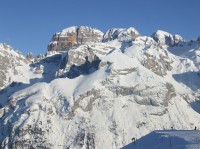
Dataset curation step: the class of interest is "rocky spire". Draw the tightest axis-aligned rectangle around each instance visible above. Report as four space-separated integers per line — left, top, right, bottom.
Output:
26 52 34 60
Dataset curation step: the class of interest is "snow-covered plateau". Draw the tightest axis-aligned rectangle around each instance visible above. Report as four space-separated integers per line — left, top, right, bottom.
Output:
0 26 200 149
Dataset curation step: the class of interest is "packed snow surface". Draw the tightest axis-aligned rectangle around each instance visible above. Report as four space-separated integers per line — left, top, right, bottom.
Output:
122 130 200 149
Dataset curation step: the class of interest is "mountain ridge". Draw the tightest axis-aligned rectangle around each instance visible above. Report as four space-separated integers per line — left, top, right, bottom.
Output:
0 26 200 149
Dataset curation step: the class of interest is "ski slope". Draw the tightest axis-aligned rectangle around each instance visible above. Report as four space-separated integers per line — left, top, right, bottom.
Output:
122 130 200 149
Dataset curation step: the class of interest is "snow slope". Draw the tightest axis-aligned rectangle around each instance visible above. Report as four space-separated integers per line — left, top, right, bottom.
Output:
122 130 200 149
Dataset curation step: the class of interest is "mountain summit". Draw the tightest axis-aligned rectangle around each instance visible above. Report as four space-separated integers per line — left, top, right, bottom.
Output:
48 26 103 51
0 26 200 149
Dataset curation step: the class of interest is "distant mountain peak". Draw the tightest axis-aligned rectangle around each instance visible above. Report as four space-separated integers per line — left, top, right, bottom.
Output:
151 30 185 46
48 26 141 52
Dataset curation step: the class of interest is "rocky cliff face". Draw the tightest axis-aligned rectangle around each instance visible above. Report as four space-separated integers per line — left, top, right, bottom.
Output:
1 26 200 149
0 44 28 90
103 27 140 42
48 26 140 52
48 26 103 52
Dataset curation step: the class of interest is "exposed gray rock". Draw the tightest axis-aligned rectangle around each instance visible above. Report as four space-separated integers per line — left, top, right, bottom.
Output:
143 52 173 76
68 89 101 118
34 54 45 63
26 52 34 61
103 27 140 42
0 43 28 89
124 36 174 77
48 26 103 52
164 83 176 106
111 68 138 76
57 45 101 78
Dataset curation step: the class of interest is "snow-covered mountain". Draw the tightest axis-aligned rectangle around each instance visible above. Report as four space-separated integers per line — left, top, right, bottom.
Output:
0 26 200 149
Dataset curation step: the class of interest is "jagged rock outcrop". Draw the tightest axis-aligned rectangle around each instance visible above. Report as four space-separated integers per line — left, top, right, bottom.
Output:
0 43 28 89
152 30 185 46
26 52 34 61
48 26 103 52
124 36 173 76
34 54 45 63
103 27 140 42
54 43 113 78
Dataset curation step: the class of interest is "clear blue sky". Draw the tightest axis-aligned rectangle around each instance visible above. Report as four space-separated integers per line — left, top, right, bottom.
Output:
0 0 200 56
